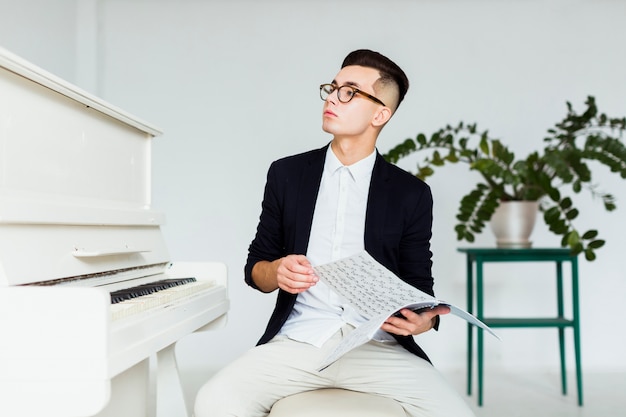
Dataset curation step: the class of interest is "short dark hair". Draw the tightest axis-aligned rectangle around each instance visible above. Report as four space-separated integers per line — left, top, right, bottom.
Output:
341 49 409 109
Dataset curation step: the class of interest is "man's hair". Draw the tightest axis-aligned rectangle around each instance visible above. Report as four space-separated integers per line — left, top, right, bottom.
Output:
341 49 409 109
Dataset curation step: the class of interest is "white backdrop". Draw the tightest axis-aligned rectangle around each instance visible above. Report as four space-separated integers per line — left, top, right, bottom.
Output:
2 0 625 399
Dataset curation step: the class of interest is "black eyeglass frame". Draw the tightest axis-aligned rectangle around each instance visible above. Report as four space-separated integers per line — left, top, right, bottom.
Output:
319 83 386 107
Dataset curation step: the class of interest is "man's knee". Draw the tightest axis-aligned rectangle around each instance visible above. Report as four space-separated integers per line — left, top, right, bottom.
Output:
194 377 240 417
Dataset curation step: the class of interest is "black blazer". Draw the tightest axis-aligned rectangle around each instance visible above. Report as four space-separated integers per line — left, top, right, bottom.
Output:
245 144 436 363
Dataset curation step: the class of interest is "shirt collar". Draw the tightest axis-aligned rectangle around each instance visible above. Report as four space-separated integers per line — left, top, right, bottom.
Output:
324 145 376 183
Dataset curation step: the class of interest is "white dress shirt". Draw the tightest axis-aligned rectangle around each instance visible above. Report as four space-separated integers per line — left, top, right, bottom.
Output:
278 146 394 346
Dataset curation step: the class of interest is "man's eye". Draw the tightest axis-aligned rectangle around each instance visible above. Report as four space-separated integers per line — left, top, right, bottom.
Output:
342 87 355 98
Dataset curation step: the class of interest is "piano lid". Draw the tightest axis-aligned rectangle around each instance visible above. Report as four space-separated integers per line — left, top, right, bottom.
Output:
0 46 164 226
0 47 170 286
0 46 162 136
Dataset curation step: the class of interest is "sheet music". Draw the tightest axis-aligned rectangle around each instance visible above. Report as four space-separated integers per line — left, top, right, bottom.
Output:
313 251 435 319
313 251 499 371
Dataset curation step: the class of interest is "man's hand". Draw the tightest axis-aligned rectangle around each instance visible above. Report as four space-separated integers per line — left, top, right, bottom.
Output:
251 254 318 293
381 305 451 336
276 255 319 294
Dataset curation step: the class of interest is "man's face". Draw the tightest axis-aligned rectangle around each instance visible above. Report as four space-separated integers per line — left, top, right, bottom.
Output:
321 65 383 138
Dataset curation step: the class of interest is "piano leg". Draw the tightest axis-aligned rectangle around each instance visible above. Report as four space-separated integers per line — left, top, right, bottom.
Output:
94 359 150 417
91 344 188 417
156 343 190 417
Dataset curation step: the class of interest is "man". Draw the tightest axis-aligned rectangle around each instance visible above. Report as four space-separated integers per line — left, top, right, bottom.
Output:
195 49 475 417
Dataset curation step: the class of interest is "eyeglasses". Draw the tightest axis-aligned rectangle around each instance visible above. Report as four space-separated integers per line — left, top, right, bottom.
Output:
319 83 386 107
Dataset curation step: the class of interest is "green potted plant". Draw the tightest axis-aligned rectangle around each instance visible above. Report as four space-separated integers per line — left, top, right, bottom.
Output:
383 96 626 260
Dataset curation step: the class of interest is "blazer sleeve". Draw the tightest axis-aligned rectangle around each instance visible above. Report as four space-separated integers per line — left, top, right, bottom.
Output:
244 160 286 291
397 178 434 296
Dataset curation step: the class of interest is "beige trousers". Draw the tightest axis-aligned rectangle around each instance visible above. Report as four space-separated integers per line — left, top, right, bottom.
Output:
194 326 475 417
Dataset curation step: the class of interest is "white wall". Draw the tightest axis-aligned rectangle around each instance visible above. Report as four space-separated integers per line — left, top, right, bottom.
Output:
2 0 625 398
0 0 77 80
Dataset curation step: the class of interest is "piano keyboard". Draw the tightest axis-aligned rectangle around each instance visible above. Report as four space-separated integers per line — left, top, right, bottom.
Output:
109 277 216 321
110 277 197 304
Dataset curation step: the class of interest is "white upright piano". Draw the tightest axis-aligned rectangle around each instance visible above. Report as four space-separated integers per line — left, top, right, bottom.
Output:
0 47 229 417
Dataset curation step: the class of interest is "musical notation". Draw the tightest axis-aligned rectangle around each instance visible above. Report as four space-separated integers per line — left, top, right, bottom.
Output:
313 251 499 371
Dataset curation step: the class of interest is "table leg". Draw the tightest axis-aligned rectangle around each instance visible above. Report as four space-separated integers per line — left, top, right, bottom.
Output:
466 255 474 396
477 259 484 407
556 261 567 395
571 257 584 406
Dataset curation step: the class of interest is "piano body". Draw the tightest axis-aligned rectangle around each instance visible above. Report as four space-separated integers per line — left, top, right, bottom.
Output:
0 47 229 417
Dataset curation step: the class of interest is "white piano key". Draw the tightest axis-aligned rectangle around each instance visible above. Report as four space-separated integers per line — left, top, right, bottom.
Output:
109 279 216 321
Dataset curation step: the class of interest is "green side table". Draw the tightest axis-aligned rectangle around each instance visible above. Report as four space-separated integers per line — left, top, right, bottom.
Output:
457 247 583 407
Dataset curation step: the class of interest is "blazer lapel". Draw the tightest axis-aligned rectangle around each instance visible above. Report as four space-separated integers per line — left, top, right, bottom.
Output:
292 146 327 254
364 153 390 255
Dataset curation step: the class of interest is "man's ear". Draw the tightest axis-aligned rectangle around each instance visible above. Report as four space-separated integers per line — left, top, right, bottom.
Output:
372 107 393 127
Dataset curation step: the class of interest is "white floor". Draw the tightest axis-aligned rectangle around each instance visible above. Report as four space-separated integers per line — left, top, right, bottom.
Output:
443 369 626 417
182 368 625 416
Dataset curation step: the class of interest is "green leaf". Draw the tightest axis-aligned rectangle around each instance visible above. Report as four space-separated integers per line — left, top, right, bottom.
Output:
581 230 598 240
565 208 579 220
431 151 444 166
567 230 580 246
605 202 617 211
559 197 572 210
548 187 561 202
551 219 568 234
584 248 596 261
561 232 571 247
544 207 560 222
479 136 489 155
588 239 605 249
572 241 584 254
446 149 459 163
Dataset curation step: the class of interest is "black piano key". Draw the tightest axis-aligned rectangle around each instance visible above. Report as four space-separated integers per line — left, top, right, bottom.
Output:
110 277 197 304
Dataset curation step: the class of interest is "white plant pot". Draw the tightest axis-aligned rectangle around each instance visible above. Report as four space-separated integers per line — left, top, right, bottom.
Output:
489 201 540 248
